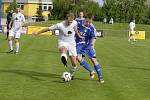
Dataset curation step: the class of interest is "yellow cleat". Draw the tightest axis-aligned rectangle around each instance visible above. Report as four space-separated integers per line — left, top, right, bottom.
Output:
90 71 95 79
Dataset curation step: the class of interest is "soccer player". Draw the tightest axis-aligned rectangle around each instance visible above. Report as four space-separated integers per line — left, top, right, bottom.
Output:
8 8 25 54
6 10 13 40
128 19 136 42
76 16 104 83
75 11 85 27
32 12 83 79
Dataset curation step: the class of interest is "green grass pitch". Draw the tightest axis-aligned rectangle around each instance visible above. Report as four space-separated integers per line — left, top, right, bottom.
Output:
0 22 150 100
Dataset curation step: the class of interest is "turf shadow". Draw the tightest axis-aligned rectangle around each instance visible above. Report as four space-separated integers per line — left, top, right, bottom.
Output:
0 69 60 81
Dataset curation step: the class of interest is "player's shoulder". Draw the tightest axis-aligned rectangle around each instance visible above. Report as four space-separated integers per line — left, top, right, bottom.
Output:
70 20 77 26
75 17 79 21
73 20 77 24
83 25 91 31
12 13 16 16
58 21 63 24
88 24 94 30
55 21 64 28
19 13 25 16
129 22 133 24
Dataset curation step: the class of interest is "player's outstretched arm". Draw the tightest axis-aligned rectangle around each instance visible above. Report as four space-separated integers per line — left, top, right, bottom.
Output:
32 28 49 35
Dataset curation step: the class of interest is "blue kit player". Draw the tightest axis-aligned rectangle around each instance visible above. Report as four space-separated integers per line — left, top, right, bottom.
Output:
76 16 104 83
75 11 85 28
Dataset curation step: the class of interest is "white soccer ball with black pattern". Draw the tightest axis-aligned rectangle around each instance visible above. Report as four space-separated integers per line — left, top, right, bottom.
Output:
62 72 71 81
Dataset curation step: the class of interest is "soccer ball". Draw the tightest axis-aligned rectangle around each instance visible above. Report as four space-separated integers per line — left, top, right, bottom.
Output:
61 72 71 81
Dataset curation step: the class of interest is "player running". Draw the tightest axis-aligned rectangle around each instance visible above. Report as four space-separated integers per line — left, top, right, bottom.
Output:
8 7 25 54
128 19 136 42
76 15 104 83
32 12 83 79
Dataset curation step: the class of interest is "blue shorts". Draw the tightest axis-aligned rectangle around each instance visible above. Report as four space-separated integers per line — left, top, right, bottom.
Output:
76 44 96 58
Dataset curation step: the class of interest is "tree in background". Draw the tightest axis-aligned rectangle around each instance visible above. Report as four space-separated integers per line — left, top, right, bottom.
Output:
50 0 149 24
5 0 17 13
13 0 17 10
102 0 147 24
51 0 102 20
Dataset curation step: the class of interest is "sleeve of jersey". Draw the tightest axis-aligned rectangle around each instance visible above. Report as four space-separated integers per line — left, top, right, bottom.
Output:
74 20 78 26
73 21 78 31
48 23 60 30
90 24 97 38
91 27 96 38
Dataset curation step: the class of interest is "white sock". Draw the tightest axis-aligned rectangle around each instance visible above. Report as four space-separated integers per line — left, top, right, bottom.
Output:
133 37 136 41
16 42 19 52
8 40 13 50
69 66 77 75
61 53 67 60
128 39 130 42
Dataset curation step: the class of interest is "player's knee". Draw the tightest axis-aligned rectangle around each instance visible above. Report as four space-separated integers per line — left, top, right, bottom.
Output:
91 58 98 65
8 37 12 41
15 39 19 43
71 62 76 67
77 54 82 61
59 47 67 53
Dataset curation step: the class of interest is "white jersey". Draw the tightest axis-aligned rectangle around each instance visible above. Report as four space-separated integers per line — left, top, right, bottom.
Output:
48 20 77 44
129 22 135 31
11 12 25 31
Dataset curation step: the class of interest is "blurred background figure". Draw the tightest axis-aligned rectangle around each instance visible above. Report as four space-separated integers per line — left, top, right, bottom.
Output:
6 10 13 39
128 19 136 42
75 11 85 27
103 18 107 24
109 17 114 24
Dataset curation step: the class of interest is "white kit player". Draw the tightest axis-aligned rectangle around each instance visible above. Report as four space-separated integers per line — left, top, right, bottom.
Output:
8 7 25 54
128 19 136 42
32 13 83 79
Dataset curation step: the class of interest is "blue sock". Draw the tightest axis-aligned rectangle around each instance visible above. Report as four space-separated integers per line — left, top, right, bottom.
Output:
94 64 102 80
80 58 93 73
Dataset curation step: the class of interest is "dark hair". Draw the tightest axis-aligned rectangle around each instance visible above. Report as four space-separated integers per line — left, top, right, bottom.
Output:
85 13 94 19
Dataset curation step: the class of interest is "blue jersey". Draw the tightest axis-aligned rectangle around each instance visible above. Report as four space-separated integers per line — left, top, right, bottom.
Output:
76 25 96 58
75 17 85 30
89 23 97 38
76 24 95 47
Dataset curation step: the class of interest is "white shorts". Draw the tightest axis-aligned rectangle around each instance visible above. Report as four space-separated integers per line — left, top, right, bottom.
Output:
9 28 21 38
129 29 134 35
58 41 77 56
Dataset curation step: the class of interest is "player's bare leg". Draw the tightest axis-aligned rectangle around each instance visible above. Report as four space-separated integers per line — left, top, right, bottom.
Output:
69 56 77 80
8 36 14 53
14 38 19 54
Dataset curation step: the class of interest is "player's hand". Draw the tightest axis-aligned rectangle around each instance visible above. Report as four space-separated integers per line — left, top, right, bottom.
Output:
77 32 84 39
32 31 38 35
78 35 84 40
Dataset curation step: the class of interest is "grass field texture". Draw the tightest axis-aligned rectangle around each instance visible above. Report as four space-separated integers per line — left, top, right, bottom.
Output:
0 22 150 100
